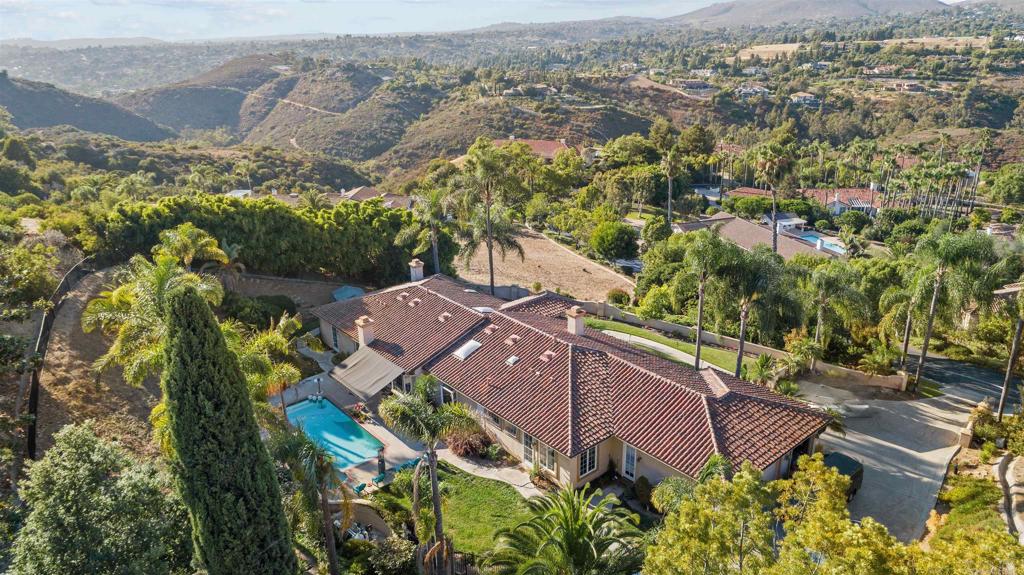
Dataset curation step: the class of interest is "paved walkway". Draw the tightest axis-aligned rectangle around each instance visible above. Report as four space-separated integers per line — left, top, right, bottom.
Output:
601 330 720 371
437 448 544 498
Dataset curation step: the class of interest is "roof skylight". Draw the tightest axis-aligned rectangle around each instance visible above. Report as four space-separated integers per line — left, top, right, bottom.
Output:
452 340 482 361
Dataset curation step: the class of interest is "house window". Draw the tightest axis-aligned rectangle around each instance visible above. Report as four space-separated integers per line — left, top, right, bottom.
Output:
578 446 597 478
523 433 535 464
440 385 455 404
541 445 556 470
502 419 518 438
331 327 339 350
485 410 500 426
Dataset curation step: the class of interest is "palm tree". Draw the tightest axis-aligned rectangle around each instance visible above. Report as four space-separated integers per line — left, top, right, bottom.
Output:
684 227 728 371
396 184 450 275
233 159 257 190
113 170 155 201
456 138 524 295
747 353 777 386
488 484 643 575
912 231 996 386
200 241 245 290
378 375 476 551
879 266 932 370
799 260 867 371
754 140 795 254
661 144 683 223
82 253 224 385
722 247 790 378
999 286 1024 422
152 222 227 271
267 429 352 575
298 189 332 211
456 203 524 294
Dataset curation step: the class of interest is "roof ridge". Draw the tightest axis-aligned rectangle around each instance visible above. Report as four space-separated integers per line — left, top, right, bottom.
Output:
605 353 705 397
414 283 486 318
567 343 576 455
702 395 723 460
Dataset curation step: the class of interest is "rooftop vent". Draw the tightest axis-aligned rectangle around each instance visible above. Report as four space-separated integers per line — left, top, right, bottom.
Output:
504 334 521 346
396 292 410 301
506 355 519 366
408 298 422 307
438 311 452 323
483 324 499 335
452 340 482 361
538 350 556 363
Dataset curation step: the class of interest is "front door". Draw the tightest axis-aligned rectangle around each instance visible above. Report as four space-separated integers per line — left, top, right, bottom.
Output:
623 444 637 481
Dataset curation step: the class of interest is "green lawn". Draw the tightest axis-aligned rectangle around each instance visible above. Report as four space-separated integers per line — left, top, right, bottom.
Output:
586 317 752 373
373 461 532 557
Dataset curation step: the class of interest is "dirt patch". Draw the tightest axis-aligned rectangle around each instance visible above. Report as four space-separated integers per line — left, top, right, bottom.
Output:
457 229 633 302
36 270 161 458
734 43 801 61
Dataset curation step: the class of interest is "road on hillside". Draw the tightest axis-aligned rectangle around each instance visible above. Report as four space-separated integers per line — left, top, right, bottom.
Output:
907 354 1020 413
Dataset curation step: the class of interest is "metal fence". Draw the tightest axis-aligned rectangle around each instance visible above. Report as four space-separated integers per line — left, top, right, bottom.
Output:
24 256 94 460
415 537 477 575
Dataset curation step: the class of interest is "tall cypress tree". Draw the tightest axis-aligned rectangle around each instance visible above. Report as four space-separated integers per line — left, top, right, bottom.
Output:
161 287 297 575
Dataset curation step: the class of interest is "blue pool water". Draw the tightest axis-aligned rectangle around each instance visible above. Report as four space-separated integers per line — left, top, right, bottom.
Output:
798 233 847 254
287 399 384 470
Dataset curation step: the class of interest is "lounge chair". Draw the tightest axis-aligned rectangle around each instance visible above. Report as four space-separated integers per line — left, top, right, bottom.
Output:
371 473 386 486
353 483 366 495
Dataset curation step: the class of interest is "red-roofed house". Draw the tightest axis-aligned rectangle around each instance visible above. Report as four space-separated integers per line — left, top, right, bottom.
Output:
802 188 880 216
310 261 830 488
492 138 571 161
342 186 414 210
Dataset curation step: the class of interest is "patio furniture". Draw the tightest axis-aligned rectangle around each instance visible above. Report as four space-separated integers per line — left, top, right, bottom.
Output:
353 483 366 495
371 473 386 486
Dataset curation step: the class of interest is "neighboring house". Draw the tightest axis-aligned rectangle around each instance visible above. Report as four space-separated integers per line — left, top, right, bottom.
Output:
802 188 881 217
312 262 830 487
226 189 253 199
671 79 713 91
761 211 806 232
893 81 925 93
725 186 772 199
678 212 839 260
690 68 716 78
789 92 821 107
453 137 572 166
342 186 414 210
742 66 770 76
737 84 771 98
861 65 899 76
800 61 831 72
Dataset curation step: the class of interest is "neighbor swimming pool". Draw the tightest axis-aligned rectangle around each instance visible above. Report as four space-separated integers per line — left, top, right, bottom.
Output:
798 233 847 255
287 399 384 470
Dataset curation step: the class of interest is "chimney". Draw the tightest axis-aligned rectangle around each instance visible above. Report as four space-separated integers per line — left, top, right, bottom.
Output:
355 315 375 347
409 258 424 282
566 305 586 336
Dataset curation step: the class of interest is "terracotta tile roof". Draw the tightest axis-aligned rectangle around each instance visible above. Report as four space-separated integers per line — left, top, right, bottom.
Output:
493 138 570 161
313 274 830 477
801 188 881 209
343 186 413 210
500 291 577 317
726 187 772 199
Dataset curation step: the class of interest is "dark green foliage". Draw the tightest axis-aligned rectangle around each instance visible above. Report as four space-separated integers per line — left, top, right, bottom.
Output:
836 210 870 233
10 424 192 575
633 476 653 509
590 221 639 261
641 216 672 247
986 164 1024 205
1 137 35 169
161 288 297 575
220 291 297 328
368 536 417 575
90 194 456 285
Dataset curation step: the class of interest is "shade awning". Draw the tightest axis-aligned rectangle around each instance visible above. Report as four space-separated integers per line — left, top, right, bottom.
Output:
328 346 405 401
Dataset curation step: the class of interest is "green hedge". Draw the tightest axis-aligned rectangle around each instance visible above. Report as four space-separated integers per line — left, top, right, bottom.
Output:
88 195 456 286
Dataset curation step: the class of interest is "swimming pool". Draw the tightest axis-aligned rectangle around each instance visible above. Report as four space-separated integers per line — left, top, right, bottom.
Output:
798 233 847 255
287 399 384 470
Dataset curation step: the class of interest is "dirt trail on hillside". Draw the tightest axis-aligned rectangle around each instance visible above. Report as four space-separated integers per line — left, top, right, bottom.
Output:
36 270 160 457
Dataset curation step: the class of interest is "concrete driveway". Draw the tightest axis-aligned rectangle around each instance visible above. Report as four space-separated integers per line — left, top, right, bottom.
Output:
803 381 976 542
907 353 1019 414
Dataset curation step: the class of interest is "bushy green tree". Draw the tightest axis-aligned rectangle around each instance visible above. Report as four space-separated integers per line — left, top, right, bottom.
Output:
641 215 672 247
160 288 296 575
590 221 638 261
10 423 191 575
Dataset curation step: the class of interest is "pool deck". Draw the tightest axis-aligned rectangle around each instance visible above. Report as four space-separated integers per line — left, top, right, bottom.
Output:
274 374 423 489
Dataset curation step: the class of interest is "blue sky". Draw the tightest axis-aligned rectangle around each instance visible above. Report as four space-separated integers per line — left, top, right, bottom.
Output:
0 0 723 41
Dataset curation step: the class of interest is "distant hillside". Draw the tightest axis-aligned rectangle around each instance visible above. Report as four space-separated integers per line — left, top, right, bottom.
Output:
962 0 1024 12
672 0 947 28
116 55 289 131
0 72 173 141
373 96 651 178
